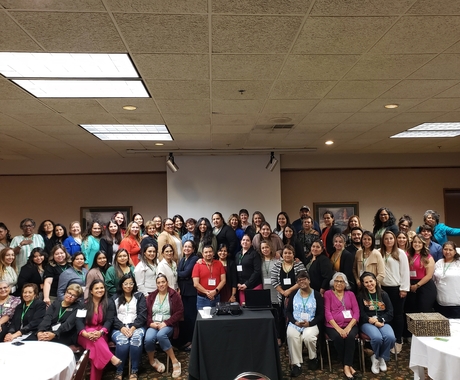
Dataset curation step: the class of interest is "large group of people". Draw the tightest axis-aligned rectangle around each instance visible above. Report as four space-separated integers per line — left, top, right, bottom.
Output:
0 206 459 379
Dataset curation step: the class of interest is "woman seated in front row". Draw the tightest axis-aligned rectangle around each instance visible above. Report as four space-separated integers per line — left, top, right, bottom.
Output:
144 273 183 378
324 272 360 380
4 283 46 342
357 271 396 375
35 283 83 345
0 280 21 342
286 270 324 378
111 274 147 380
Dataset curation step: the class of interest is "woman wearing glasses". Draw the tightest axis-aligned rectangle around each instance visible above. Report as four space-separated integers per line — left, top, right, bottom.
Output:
111 274 147 380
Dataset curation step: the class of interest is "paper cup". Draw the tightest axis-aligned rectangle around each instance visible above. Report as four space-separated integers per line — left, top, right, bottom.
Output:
203 306 212 316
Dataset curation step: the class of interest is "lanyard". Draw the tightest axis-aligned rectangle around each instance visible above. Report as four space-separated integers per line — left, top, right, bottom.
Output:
58 305 67 322
21 300 34 323
334 291 346 310
238 252 245 265
100 269 106 280
59 264 68 273
157 293 168 313
205 260 214 278
73 267 85 282
301 291 312 312
263 260 271 276
443 262 452 277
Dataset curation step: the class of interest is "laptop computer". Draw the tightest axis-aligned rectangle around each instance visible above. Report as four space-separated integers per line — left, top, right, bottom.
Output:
244 289 272 310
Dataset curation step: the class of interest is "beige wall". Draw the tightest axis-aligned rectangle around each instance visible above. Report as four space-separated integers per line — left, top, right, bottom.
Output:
281 167 460 231
1 172 167 236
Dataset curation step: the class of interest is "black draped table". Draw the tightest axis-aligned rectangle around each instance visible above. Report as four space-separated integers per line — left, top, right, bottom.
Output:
188 309 283 380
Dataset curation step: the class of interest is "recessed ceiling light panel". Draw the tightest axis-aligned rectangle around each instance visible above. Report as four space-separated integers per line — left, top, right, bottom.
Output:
80 124 172 141
95 133 173 141
409 122 460 131
391 131 460 138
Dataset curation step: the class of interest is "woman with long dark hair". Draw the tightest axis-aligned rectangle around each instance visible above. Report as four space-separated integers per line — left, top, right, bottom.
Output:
16 247 47 296
85 250 110 299
57 252 87 300
282 223 306 265
157 244 178 291
212 212 238 257
0 247 18 294
372 207 398 249
43 244 72 306
235 234 262 304
38 219 55 250
306 239 333 295
76 279 120 380
100 219 122 264
193 217 217 257
46 223 68 253
0 222 12 250
112 211 127 236
321 211 342 257
158 218 182 262
81 220 103 267
132 213 145 237
274 211 291 239
330 234 356 292
105 248 134 297
173 214 187 239
252 222 283 257
217 243 237 303
134 243 158 296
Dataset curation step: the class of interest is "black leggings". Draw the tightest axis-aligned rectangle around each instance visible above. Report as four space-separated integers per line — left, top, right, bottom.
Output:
381 285 405 344
325 325 359 367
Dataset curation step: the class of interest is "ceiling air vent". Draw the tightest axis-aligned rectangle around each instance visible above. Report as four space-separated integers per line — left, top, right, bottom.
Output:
273 124 294 130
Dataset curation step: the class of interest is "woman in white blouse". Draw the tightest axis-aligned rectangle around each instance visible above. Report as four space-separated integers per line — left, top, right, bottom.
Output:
134 243 158 296
157 245 178 291
433 241 460 318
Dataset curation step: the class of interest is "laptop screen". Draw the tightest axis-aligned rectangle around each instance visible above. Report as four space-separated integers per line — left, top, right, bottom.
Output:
244 289 272 308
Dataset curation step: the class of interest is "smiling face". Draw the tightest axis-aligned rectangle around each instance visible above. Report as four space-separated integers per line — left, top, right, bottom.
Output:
362 235 372 249
399 220 410 232
198 220 207 234
22 286 36 303
163 246 174 261
130 222 140 237
145 246 157 262
443 243 456 262
108 221 118 235
397 234 408 249
54 248 66 264
32 251 44 265
186 221 195 233
383 233 395 250
114 213 124 226
212 214 223 228
43 221 54 233
182 241 193 257
420 229 432 241
412 236 424 252
425 214 436 227
73 254 85 269
296 276 311 290
117 251 129 266
260 242 271 257
134 215 144 226
348 217 359 228
277 214 287 228
96 253 107 267
362 275 377 293
146 225 156 237
239 212 248 225
284 226 294 240
55 225 65 238
90 282 105 298
156 276 168 292
229 217 239 229
333 275 346 291
153 217 162 229
282 248 294 263
303 218 313 231
253 214 263 227
351 230 363 244
0 282 10 299
202 247 214 262
121 278 135 295
218 246 228 260
260 225 271 238
0 228 7 241
379 209 390 223
241 235 251 249
21 221 35 235
164 219 175 234
70 222 81 237
310 241 323 256
323 213 333 227
91 223 102 237
333 236 345 252
4 249 15 265
174 218 183 229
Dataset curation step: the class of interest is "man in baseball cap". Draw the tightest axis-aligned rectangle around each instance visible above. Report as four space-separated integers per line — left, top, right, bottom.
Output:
292 205 321 234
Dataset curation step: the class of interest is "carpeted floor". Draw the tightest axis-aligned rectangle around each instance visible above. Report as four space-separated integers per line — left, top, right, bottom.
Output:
100 340 418 380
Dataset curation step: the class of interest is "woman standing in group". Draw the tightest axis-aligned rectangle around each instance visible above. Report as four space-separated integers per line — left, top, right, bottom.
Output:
112 212 127 236
46 223 68 254
134 244 158 296
342 215 363 245
173 215 187 239
85 251 110 299
76 279 121 380
235 234 262 304
141 220 159 253
433 242 460 318
119 222 142 266
239 209 256 239
252 222 283 257
4 283 46 342
324 272 360 380
105 249 134 297
81 221 103 267
158 218 182 262
43 244 72 306
282 224 305 265
228 214 244 243
260 240 280 307
396 231 410 252
57 252 87 300
321 211 342 257
132 213 145 237
10 218 45 271
0 280 21 342
63 221 83 256
16 248 46 296
358 272 396 375
251 211 266 235
177 240 198 351
152 216 163 239
274 212 290 239
0 222 12 250
306 239 333 295
217 243 237 303
353 231 385 289
0 248 18 294
398 215 416 242
212 212 239 258
380 230 410 354
38 220 55 251
330 234 355 292
100 219 122 265
144 274 183 378
112 274 147 380
417 210 460 245
373 207 398 249
297 217 320 258
193 217 217 257
157 244 179 291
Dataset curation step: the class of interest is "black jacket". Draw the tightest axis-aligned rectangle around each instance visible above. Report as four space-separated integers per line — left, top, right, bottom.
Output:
307 253 333 293
9 298 46 335
215 225 238 257
178 255 199 297
322 224 342 256
37 299 80 344
16 264 44 297
235 247 262 289
112 292 147 330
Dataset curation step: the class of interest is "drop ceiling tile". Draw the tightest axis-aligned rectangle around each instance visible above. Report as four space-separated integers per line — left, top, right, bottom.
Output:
371 16 460 54
409 54 460 79
42 99 108 114
312 99 371 113
279 55 360 80
270 81 337 99
212 0 311 14
379 80 459 99
434 83 460 98
212 80 271 100
294 123 337 132
407 0 460 14
172 133 210 141
163 114 210 125
0 12 42 51
326 80 399 98
107 0 207 13
262 100 319 114
96 99 161 114
168 124 210 133
387 112 445 123
301 112 353 124
408 99 460 112
212 55 284 80
13 113 76 127
256 113 307 125
212 124 254 133
145 80 209 100
344 54 435 80
293 17 396 54
311 0 415 15
112 113 165 124
175 140 211 149
211 133 248 142
0 79 33 100
445 41 460 53
212 15 303 53
114 14 208 53
1 100 54 115
213 99 264 114
342 113 395 124
359 99 423 113
0 113 28 127
0 0 105 10
212 114 259 125
10 12 125 52
62 113 118 124
134 54 209 80
212 140 246 149
157 99 210 114
432 112 460 122
333 123 379 132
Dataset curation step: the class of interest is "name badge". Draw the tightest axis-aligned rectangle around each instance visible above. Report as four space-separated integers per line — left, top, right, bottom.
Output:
51 323 61 332
208 278 216 286
154 314 163 322
264 278 271 285
300 312 309 320
4 304 10 308
375 239 380 246
283 278 292 285
342 310 352 319
10 286 17 294
410 271 416 277
237 265 243 272
76 309 87 318
81 286 86 292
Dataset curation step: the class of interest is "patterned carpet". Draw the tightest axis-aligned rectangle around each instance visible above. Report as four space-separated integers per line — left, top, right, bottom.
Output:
100 340 417 380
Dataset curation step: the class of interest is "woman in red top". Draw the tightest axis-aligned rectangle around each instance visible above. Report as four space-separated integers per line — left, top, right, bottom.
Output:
119 222 141 266
321 211 342 257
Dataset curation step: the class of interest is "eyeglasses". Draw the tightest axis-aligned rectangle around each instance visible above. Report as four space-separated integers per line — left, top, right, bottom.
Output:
296 278 308 283
23 224 34 228
334 280 345 283
65 292 78 299
123 283 135 287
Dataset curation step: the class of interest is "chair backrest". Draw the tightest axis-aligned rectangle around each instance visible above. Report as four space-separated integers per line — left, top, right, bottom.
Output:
72 349 90 380
234 372 271 380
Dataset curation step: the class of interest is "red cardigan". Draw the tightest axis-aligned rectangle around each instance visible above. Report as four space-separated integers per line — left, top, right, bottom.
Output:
146 287 184 339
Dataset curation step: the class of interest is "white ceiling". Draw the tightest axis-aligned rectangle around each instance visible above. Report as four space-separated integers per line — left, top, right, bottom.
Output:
1 0 460 161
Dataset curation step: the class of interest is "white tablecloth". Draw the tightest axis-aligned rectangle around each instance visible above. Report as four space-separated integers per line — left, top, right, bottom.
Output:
0 341 76 380
409 319 460 380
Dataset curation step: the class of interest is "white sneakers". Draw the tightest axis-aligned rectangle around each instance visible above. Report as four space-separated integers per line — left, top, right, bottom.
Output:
390 342 403 354
370 355 380 374
379 357 387 372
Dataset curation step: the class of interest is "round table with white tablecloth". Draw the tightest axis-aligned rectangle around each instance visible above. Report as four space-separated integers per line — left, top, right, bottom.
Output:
0 341 76 380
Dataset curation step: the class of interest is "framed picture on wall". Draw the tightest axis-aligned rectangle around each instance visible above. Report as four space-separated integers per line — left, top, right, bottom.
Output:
313 202 359 231
80 206 132 231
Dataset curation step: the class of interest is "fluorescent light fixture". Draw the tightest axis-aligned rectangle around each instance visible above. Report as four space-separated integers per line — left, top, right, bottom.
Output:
409 123 460 131
13 79 148 98
265 151 278 171
0 52 139 78
80 124 172 141
166 153 179 172
391 131 460 138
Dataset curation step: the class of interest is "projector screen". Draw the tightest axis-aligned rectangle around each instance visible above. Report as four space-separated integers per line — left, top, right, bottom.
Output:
167 155 281 227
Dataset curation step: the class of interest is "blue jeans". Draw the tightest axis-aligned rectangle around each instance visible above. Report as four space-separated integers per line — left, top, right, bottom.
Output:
196 294 220 309
111 328 145 374
144 326 174 352
361 323 396 361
